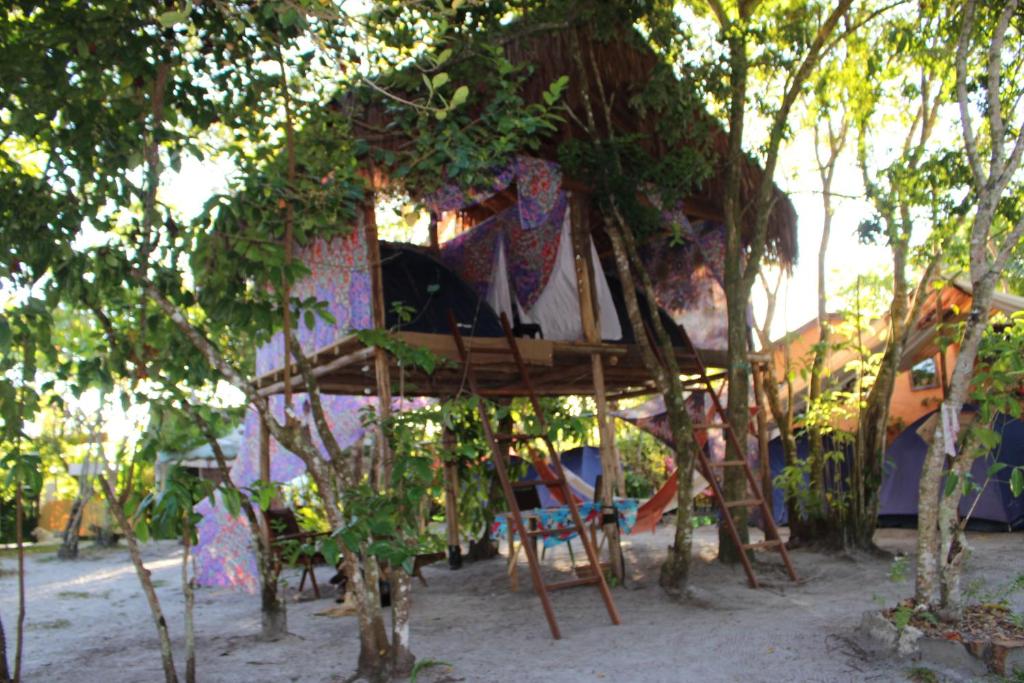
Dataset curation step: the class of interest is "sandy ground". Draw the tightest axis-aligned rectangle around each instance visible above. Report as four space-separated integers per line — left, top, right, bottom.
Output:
2 524 1022 683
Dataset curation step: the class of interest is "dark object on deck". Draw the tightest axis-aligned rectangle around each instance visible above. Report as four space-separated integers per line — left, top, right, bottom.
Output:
513 321 543 339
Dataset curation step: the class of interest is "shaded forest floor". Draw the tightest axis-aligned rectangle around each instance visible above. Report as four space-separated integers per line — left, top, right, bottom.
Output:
2 525 1021 682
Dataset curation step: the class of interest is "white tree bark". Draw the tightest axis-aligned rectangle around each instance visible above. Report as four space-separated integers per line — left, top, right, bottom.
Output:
915 0 1024 615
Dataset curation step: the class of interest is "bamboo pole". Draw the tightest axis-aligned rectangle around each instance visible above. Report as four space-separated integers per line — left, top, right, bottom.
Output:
256 347 376 397
442 428 462 569
364 202 394 486
751 359 776 540
259 418 270 485
569 191 624 581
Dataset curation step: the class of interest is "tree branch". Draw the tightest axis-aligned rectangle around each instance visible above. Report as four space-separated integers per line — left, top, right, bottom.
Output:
985 0 1018 175
956 0 986 187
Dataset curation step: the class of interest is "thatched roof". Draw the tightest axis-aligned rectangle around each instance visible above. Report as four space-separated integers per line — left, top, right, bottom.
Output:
341 20 797 266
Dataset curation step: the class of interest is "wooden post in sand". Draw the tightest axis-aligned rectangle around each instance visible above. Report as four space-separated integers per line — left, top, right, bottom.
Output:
442 427 462 569
364 202 394 487
569 191 624 582
751 359 776 540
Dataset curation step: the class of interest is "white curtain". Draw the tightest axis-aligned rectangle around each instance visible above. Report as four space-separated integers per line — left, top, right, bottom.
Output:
485 208 622 342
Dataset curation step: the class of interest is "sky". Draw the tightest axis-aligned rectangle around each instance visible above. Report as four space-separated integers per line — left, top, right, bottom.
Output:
765 138 891 339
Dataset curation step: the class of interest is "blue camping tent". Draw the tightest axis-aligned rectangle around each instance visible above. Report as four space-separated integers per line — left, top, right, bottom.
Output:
521 446 604 508
765 433 853 526
879 410 1024 531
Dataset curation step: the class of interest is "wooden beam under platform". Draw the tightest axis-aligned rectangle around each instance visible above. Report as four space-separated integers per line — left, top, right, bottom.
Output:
253 329 724 399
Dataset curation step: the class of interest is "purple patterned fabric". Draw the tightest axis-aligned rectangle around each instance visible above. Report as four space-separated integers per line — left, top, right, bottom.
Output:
256 229 372 374
423 156 562 229
193 494 260 592
613 394 710 459
424 166 516 214
436 209 506 301
504 193 566 309
638 220 728 351
512 156 563 230
693 221 726 287
195 224 376 591
431 156 568 310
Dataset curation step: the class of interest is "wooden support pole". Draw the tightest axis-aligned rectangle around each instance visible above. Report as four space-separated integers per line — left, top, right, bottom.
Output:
365 202 394 488
751 360 776 540
257 347 376 397
259 416 270 484
428 212 440 253
569 191 624 581
442 428 462 569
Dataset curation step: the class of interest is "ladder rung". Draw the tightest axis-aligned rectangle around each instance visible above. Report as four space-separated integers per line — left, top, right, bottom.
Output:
723 498 762 508
742 540 783 551
546 576 600 591
526 525 584 538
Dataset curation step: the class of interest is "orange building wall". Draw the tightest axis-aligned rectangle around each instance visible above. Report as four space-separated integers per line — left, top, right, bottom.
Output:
38 497 107 535
886 345 953 433
769 318 952 436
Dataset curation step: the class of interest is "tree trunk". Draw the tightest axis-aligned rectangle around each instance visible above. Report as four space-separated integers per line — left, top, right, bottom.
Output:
348 549 392 682
719 286 751 563
0 610 10 683
259 575 287 639
181 521 196 683
718 20 753 565
98 475 178 683
755 278 809 544
658 389 700 593
14 484 24 683
57 494 87 560
603 218 699 594
177 397 287 641
389 568 414 677
848 237 913 551
916 277 996 614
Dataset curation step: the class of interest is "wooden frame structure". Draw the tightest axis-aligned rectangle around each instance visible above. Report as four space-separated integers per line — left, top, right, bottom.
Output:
252 187 740 586
252 184 795 578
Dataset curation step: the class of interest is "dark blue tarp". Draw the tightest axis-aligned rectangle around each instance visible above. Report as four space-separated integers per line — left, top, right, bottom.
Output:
879 410 1024 531
766 433 853 526
521 446 603 507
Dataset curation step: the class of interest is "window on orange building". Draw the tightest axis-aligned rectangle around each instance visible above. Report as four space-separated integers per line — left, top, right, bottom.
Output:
910 357 939 390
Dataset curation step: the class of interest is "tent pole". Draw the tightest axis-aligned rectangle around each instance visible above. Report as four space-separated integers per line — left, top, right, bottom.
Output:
365 201 394 486
569 191 624 582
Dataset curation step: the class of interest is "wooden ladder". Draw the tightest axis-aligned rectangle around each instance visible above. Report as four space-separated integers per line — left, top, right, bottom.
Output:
447 311 621 640
671 322 799 588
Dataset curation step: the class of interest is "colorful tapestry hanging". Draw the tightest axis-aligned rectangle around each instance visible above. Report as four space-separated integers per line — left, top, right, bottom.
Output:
194 222 375 592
